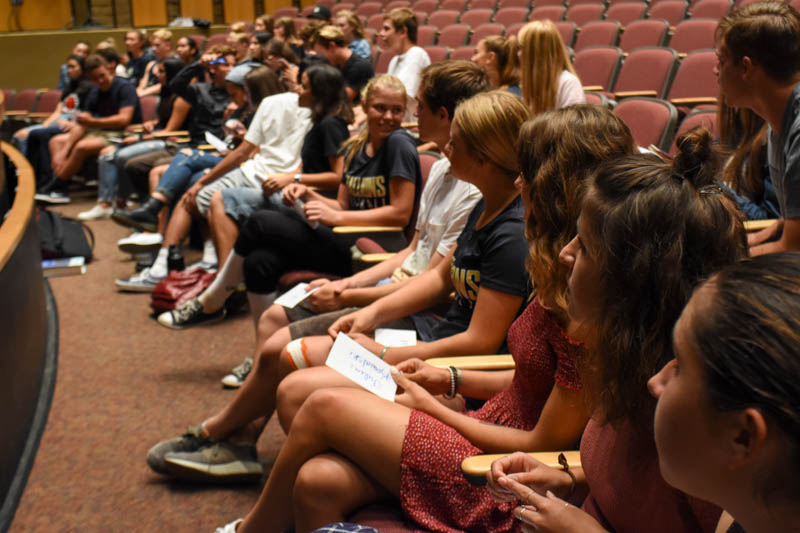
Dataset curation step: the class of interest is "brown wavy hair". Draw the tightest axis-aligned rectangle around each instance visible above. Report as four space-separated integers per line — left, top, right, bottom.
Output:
581 128 748 430
718 102 768 202
517 105 636 321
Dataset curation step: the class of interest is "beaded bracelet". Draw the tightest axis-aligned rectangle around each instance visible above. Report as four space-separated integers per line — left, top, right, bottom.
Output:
558 452 577 499
443 366 462 399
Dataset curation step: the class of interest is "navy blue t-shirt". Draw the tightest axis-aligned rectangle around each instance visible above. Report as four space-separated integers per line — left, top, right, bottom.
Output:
301 115 350 173
85 77 142 124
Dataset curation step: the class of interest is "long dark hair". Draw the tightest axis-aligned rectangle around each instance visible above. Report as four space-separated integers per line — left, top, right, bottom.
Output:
305 63 354 125
694 252 800 501
157 57 187 126
582 128 748 430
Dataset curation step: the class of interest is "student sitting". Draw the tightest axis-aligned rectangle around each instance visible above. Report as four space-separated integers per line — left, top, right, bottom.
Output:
379 7 431 120
472 35 522 96
335 10 371 60
649 252 800 533
56 41 90 91
311 25 374 103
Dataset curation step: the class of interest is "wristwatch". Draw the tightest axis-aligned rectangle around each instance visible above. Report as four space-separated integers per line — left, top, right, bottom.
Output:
294 173 302 184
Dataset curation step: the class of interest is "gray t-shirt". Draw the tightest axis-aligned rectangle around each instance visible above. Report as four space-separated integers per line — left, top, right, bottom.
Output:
768 81 800 219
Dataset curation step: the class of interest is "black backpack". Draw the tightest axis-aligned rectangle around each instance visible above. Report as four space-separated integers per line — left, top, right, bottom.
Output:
36 208 94 261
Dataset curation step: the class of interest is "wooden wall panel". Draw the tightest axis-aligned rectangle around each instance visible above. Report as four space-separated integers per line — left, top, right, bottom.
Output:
180 0 214 20
131 0 168 26
0 0 72 32
265 0 293 14
224 0 255 23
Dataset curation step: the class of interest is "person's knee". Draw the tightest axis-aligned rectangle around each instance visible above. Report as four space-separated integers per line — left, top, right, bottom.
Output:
14 129 29 141
276 370 311 431
258 305 288 336
179 147 193 156
292 388 344 436
209 190 225 211
293 457 349 513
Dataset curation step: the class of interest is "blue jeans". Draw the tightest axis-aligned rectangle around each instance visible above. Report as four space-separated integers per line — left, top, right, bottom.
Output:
155 149 223 202
26 125 65 188
98 140 166 203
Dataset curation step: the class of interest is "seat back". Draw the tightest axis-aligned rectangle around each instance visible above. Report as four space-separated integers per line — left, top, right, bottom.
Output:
499 0 532 6
375 48 397 73
332 3 357 15
423 45 450 62
139 95 159 122
614 97 679 150
529 5 566 21
8 89 37 112
437 24 470 47
460 8 493 26
188 34 206 52
669 107 718 154
612 46 678 97
427 9 460 28
689 0 732 18
470 23 506 45
584 90 612 107
205 33 228 49
574 20 622 52
669 18 718 55
506 21 527 36
618 18 670 52
412 0 439 13
357 2 383 17
367 13 386 30
667 49 719 100
449 45 476 60
604 1 647 25
574 46 623 90
494 7 529 26
34 90 62 114
647 0 689 25
440 0 468 9
417 25 438 46
566 4 606 26
273 7 298 18
556 21 579 47
471 0 499 9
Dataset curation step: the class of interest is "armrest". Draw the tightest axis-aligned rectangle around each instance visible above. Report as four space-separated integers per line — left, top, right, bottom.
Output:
173 137 191 144
461 451 581 485
401 122 418 129
670 97 717 105
151 130 189 138
614 90 658 98
4 110 28 117
427 354 514 370
359 252 397 263
196 144 217 151
26 112 52 119
127 124 145 133
333 225 404 234
744 218 777 232
582 85 603 92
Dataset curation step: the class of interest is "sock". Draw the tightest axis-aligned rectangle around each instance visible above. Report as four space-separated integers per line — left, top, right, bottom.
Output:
201 239 217 267
149 247 169 278
198 251 244 312
247 291 277 333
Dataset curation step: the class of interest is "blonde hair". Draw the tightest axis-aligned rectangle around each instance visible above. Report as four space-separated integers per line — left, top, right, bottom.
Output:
229 21 247 33
95 37 117 51
452 90 531 177
151 29 172 42
228 32 250 45
480 34 520 88
518 20 576 114
341 74 407 169
314 24 347 47
336 10 366 39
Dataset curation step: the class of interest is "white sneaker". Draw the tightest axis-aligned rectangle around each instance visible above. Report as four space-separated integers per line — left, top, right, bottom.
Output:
117 232 163 255
77 204 113 221
114 267 165 292
213 519 242 533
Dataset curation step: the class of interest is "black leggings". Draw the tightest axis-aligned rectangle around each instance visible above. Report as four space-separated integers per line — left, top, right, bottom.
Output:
235 209 354 294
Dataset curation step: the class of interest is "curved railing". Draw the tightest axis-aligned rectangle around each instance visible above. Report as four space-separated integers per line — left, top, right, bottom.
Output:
0 132 59 532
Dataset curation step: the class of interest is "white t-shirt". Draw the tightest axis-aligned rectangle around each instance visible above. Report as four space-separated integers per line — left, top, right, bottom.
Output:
395 157 482 279
388 45 431 122
240 92 312 183
556 70 586 109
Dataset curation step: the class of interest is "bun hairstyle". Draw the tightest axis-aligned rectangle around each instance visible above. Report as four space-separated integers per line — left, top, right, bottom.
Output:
582 127 748 429
517 105 636 320
693 252 800 502
480 35 521 88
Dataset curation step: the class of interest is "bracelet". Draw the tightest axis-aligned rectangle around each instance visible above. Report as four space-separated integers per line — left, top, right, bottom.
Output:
558 452 577 499
379 346 389 360
443 366 462 399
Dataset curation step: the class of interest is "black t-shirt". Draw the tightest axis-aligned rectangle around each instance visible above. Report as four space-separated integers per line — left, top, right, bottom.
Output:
342 128 420 211
60 78 94 111
301 115 350 173
433 196 530 341
342 53 374 103
126 49 154 88
85 77 142 124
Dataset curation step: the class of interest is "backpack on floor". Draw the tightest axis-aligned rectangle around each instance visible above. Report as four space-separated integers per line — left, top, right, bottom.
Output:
37 208 94 261
150 268 216 313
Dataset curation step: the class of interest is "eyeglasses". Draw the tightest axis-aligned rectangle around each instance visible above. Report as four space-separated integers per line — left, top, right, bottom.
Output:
208 57 228 65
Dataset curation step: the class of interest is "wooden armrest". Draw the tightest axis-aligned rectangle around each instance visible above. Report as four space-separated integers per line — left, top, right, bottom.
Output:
127 124 145 133
173 137 191 144
359 252 397 263
196 144 217 150
428 354 514 370
678 52 687 58
744 218 777 232
151 130 189 138
670 97 717 105
401 122 418 129
614 90 657 98
582 85 603 92
27 112 52 119
462 451 581 485
333 225 404 234
4 110 28 117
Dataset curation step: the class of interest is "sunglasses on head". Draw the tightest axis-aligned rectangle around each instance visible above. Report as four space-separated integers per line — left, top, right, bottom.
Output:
208 57 228 65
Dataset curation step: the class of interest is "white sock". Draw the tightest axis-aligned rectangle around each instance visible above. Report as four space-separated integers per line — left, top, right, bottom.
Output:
247 291 277 332
198 251 244 312
201 239 217 266
149 247 169 278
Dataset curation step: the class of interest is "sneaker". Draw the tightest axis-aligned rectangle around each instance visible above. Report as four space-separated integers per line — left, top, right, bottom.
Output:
221 357 253 389
117 232 163 255
114 267 164 292
34 178 71 204
164 441 263 483
134 252 156 272
157 298 226 329
147 425 212 475
77 204 113 221
110 197 163 233
186 259 218 272
214 519 243 533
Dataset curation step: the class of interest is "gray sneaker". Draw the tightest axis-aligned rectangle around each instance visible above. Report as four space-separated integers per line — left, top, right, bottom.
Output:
146 425 212 475
220 357 253 388
164 441 263 483
115 267 164 292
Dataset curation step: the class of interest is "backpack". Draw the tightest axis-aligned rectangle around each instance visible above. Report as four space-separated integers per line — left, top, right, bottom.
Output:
37 208 94 261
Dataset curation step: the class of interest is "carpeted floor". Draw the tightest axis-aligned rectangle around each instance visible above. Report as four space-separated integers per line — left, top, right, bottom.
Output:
9 190 287 532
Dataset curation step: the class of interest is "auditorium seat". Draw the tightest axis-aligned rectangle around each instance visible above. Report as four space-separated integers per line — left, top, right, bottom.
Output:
556 21 579 47
332 3 356 15
574 46 623 90
357 2 383 17
427 10 460 28
689 0 732 17
604 2 648 26
669 107 718 154
412 0 438 14
529 5 566 21
506 21 526 36
460 8 494 26
573 20 622 52
273 7 298 18
449 45 477 60
499 0 532 7
669 18 718 55
471 0 499 9
385 0 412 10
437 24 470 47
469 23 506 45
375 49 397 73
423 45 450 62
614 97 679 150
139 95 159 122
440 0 468 10
618 19 670 53
205 33 228 49
612 46 679 98
32 89 61 116
647 0 690 25
493 7 529 26
416 25 438 45
188 34 206 52
566 4 606 26
584 90 613 107
667 49 719 105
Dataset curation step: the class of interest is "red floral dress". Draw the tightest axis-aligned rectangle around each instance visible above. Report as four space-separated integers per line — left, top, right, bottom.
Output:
399 299 584 533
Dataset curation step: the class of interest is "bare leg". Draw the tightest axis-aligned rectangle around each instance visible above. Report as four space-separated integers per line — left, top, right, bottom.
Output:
49 131 79 173
238 387 409 533
56 136 106 180
147 165 170 234
255 305 291 348
277 365 349 432
293 453 392 532
162 201 194 248
207 190 239 264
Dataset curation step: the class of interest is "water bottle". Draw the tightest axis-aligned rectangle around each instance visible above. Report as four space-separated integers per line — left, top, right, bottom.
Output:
167 244 184 272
